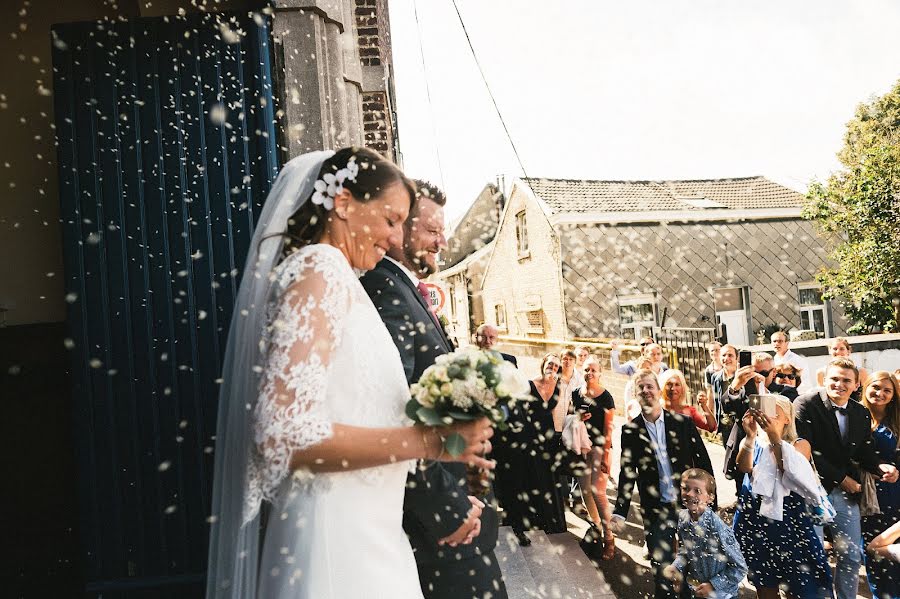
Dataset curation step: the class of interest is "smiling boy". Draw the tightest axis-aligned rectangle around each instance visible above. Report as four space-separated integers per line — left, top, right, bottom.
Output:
664 469 747 599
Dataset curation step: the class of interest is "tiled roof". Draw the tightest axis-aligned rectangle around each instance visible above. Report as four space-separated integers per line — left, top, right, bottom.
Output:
522 176 805 213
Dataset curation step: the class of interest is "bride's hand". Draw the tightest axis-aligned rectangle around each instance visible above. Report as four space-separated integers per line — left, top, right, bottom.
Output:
438 417 496 470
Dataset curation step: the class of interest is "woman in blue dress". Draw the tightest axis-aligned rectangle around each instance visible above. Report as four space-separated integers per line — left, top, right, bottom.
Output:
732 395 832 599
861 371 900 599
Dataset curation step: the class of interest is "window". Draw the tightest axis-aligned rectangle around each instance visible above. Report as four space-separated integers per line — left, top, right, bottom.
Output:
515 210 529 256
798 283 830 337
526 310 543 333
495 303 507 331
617 294 657 340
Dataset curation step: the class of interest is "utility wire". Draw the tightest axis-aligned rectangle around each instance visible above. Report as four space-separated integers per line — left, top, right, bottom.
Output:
412 0 447 192
450 0 529 180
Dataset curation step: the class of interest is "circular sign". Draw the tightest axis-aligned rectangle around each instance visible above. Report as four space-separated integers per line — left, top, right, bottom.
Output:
423 283 446 312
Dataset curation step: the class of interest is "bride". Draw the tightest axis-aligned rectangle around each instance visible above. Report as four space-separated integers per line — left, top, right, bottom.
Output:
205 147 495 599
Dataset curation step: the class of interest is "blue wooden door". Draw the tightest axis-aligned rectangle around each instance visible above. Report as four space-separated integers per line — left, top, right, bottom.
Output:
52 11 279 597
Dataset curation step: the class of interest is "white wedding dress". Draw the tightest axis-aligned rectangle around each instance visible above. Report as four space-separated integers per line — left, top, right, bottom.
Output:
248 243 424 599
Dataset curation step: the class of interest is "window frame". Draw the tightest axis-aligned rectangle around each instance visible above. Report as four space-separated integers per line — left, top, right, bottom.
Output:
515 210 529 258
616 293 658 340
797 282 831 338
494 302 507 332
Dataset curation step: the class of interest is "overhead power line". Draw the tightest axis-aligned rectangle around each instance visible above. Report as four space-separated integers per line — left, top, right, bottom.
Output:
449 0 530 180
413 0 447 192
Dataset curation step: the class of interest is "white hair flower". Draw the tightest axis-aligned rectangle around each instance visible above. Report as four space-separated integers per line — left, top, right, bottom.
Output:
310 156 358 211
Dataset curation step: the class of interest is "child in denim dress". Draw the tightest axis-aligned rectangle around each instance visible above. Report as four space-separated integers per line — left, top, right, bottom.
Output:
664 469 747 599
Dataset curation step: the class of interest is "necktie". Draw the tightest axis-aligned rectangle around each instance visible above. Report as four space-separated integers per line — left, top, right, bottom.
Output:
416 282 441 329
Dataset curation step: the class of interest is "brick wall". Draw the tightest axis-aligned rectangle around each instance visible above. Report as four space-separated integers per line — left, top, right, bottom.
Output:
355 0 396 157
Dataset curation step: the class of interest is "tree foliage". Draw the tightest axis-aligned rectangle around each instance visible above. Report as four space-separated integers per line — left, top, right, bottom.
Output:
803 79 900 333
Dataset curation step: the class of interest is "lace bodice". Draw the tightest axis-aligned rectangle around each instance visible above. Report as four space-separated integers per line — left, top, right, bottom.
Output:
244 244 411 521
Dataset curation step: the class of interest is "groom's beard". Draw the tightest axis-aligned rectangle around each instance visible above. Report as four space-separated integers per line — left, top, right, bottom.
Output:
405 247 435 277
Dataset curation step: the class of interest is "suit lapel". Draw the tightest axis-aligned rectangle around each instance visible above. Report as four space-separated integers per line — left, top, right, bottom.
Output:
377 260 453 352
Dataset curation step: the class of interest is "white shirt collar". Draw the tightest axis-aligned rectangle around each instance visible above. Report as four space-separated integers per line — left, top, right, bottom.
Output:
384 255 421 288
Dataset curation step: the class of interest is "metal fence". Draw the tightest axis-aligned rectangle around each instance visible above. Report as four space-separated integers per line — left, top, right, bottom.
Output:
655 327 717 403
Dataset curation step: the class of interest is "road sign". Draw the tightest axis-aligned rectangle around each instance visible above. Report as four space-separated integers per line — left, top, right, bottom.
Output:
423 283 445 312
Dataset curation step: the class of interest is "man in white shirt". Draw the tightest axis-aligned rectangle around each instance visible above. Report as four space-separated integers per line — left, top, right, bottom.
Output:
610 339 669 377
771 331 812 392
612 370 713 599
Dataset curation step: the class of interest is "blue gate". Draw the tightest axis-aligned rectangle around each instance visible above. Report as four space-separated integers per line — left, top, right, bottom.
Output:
52 11 279 596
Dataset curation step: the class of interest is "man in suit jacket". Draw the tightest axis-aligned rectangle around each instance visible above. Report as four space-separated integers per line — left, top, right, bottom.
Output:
611 370 714 599
360 180 506 599
795 358 899 599
474 323 517 366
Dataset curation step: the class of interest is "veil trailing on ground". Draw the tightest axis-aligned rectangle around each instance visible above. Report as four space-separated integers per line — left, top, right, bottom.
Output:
205 150 334 599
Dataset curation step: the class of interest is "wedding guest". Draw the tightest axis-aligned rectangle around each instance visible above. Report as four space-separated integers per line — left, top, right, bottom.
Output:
795 358 900 599
552 349 583 434
860 371 900 599
522 353 567 534
663 469 747 599
206 149 494 599
816 337 869 398
771 331 812 393
659 369 717 433
732 395 832 599
623 356 654 421
612 370 713 599
710 344 740 439
575 345 591 371
704 341 723 387
610 338 669 377
772 363 801 400
867 520 900 564
474 323 517 366
573 357 616 559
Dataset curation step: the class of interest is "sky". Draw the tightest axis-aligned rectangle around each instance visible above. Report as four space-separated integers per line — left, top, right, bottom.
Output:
388 0 900 222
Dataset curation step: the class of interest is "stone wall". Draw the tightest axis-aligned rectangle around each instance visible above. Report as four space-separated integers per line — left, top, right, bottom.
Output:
480 184 568 339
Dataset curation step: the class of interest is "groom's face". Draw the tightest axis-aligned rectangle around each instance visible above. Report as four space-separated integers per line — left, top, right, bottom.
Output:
395 197 446 276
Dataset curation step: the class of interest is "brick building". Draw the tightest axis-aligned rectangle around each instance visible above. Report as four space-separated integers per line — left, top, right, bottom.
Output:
446 176 847 348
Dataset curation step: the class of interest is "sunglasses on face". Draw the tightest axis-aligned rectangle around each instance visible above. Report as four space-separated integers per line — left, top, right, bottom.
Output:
775 373 796 380
758 369 772 378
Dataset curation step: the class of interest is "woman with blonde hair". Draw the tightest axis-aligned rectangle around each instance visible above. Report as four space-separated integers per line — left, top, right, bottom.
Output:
659 369 716 433
860 371 900 599
733 395 832 598
573 357 617 559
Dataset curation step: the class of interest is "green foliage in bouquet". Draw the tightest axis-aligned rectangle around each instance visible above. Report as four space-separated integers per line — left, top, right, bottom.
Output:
406 348 531 457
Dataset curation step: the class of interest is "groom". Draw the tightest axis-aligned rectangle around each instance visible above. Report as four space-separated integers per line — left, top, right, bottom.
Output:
361 181 506 599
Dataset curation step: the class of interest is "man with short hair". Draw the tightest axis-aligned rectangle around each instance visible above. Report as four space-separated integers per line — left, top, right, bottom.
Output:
575 345 590 370
795 358 899 599
474 323 517 366
361 180 506 599
612 370 714 599
771 331 811 392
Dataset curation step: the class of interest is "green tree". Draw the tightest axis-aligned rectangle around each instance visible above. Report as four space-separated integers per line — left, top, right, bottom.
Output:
803 79 900 333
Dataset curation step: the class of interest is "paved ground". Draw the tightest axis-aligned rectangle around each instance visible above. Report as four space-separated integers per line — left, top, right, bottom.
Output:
552 415 873 599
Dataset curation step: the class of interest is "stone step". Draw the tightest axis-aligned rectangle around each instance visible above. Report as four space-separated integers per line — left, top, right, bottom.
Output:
494 528 539 599
545 531 615 598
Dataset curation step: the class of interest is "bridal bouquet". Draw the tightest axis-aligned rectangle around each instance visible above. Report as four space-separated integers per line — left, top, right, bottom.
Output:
406 348 531 494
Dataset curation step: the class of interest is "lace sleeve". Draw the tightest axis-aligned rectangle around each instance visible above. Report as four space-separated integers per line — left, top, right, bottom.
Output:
250 248 352 505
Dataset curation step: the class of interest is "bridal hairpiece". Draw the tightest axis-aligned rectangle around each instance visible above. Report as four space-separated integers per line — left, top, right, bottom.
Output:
311 156 359 210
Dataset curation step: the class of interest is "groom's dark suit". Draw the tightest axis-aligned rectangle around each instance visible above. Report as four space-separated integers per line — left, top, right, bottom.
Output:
361 258 506 599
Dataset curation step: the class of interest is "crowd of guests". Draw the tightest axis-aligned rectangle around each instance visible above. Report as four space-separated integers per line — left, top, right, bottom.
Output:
479 328 900 599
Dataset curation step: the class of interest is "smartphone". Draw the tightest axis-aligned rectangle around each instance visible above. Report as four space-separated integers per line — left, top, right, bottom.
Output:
738 350 752 369
749 394 777 418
